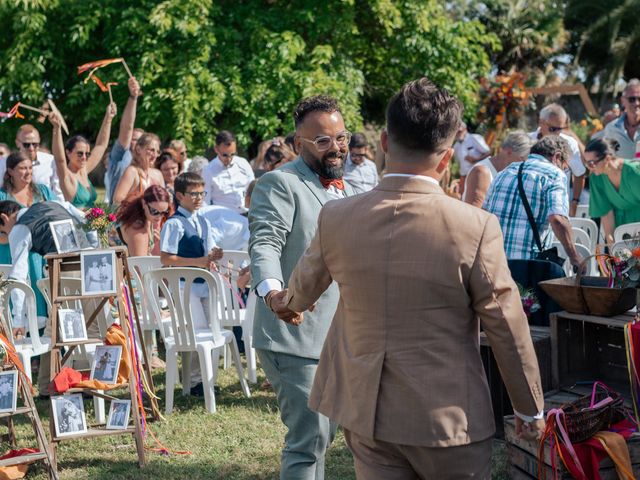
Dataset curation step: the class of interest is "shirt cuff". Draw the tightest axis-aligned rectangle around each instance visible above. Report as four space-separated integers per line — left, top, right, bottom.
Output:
514 409 544 422
256 278 282 298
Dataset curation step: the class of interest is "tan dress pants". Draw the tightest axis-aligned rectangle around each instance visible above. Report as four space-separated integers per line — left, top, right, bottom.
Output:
344 429 492 480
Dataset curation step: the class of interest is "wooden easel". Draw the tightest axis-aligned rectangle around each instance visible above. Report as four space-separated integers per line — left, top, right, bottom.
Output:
0 305 58 478
45 246 151 469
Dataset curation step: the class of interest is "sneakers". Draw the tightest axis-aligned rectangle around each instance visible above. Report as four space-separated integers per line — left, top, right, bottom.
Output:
190 383 220 396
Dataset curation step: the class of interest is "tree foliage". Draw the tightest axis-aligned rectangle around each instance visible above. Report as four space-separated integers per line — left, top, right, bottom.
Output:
0 0 495 153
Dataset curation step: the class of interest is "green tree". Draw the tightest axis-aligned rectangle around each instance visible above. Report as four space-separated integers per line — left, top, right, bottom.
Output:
0 0 496 154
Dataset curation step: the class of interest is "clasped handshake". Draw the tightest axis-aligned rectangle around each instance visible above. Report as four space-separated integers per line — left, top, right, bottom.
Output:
265 289 313 326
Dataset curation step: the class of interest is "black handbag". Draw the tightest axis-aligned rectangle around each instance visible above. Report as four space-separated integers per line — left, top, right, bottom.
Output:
516 162 565 267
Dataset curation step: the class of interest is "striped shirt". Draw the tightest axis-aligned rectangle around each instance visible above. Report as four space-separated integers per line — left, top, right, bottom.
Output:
483 154 568 259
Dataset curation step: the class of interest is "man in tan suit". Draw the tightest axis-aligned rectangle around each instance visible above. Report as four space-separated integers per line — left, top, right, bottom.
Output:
273 78 545 479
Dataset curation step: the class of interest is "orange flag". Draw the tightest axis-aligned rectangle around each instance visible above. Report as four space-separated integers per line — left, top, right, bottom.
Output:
77 57 123 75
0 103 24 119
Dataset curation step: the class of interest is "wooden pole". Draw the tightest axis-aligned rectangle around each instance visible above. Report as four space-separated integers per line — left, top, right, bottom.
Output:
121 60 133 79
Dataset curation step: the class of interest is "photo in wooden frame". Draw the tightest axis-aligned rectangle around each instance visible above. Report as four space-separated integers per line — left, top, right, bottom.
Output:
49 219 80 254
90 345 122 385
51 394 87 437
106 399 131 430
58 308 88 343
80 249 116 295
0 370 18 413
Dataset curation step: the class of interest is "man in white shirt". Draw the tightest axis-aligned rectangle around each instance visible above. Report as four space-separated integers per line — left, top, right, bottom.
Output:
602 78 640 160
453 122 491 197
198 204 249 251
0 124 62 196
529 103 586 216
343 133 378 193
203 131 255 214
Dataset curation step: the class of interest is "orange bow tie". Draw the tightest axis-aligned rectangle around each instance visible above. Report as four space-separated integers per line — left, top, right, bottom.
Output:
319 177 344 190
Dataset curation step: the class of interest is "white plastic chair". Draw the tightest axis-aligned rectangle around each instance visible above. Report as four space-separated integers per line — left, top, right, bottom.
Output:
569 218 598 253
1 280 51 382
215 251 257 384
610 240 632 257
573 204 590 218
571 228 592 252
143 267 250 414
552 242 594 277
614 222 640 242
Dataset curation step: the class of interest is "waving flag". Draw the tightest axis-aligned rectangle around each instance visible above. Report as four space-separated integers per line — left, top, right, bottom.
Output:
0 102 24 119
78 57 133 82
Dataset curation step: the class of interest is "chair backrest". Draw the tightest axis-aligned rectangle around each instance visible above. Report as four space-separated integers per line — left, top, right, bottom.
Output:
610 240 632 257
614 222 640 243
573 204 590 219
126 256 162 329
214 251 250 327
217 251 250 274
571 228 592 251
143 267 223 349
552 242 593 276
2 280 46 350
569 218 598 253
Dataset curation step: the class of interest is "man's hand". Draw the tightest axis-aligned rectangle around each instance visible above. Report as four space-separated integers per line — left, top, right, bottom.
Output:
48 111 62 128
208 247 223 262
128 76 141 98
515 416 545 441
107 102 117 119
266 289 303 326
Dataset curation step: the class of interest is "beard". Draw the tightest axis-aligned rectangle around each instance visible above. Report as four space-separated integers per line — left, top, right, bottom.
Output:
302 147 345 179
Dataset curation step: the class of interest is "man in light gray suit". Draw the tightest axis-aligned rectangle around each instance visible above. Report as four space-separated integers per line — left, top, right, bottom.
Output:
249 95 354 479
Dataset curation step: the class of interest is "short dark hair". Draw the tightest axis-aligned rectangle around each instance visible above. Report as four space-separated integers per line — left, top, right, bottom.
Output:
530 135 570 165
174 172 205 195
293 95 341 128
215 130 236 146
386 77 462 154
0 200 21 225
64 135 90 153
585 137 620 160
349 133 368 149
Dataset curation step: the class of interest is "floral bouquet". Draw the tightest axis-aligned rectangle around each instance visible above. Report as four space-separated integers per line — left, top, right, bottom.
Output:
516 283 541 318
82 204 117 248
600 237 640 288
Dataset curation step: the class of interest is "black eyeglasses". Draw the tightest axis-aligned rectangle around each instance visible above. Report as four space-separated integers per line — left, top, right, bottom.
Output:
624 96 640 104
21 142 40 149
148 205 170 216
547 125 564 133
220 153 236 158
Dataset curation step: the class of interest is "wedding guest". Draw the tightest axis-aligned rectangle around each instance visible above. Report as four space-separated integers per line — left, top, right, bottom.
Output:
585 137 640 246
49 104 116 209
263 141 296 172
155 148 182 196
187 156 209 177
116 185 173 256
344 133 379 193
169 139 190 171
112 133 164 205
602 79 640 159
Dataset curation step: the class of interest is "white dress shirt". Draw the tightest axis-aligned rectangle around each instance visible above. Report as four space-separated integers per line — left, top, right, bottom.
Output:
203 156 255 213
343 154 379 193
0 151 62 197
198 205 249 251
453 133 491 176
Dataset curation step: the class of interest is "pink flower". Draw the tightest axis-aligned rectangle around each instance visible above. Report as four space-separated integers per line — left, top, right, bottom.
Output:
108 214 116 222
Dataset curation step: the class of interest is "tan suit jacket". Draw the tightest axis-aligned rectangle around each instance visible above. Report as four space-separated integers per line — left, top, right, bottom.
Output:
286 175 544 448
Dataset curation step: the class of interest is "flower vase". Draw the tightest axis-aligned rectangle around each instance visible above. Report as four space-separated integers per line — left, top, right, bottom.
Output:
98 232 110 249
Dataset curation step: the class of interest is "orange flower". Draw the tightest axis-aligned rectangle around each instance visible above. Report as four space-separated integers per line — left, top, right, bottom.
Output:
632 247 640 258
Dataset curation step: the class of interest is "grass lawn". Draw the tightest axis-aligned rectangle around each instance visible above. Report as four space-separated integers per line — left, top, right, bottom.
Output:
6 359 509 479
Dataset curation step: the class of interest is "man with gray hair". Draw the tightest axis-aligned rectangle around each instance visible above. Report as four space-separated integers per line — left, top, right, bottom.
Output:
464 130 532 208
484 135 581 267
530 103 586 216
186 155 209 176
603 78 640 159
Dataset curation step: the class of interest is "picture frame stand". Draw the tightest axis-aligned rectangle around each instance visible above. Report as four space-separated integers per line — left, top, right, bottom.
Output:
44 247 154 470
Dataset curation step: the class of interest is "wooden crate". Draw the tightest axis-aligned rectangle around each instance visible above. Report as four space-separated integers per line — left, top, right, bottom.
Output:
481 326 552 438
550 311 635 396
505 409 640 479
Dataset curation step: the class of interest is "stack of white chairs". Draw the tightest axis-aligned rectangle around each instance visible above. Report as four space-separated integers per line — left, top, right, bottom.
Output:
614 222 640 242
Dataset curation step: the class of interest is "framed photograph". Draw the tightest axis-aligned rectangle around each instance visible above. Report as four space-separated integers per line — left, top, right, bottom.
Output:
58 309 87 343
90 345 122 384
51 394 87 437
0 370 18 413
49 219 80 254
81 250 116 295
106 399 131 430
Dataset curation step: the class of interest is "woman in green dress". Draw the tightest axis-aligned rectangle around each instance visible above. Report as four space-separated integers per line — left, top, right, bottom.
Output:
584 137 640 247
49 103 116 209
0 152 58 323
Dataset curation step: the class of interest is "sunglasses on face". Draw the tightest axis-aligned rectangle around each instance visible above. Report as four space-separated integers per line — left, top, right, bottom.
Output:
148 205 170 216
624 96 640 104
547 125 564 133
585 157 606 168
185 191 207 199
220 153 236 159
21 142 40 149
76 151 90 158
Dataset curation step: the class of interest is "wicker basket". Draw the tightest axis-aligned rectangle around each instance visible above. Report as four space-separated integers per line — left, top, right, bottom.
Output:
560 386 626 443
538 256 637 316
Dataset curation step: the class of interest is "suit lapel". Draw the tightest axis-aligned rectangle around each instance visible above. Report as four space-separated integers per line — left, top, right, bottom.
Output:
294 157 333 206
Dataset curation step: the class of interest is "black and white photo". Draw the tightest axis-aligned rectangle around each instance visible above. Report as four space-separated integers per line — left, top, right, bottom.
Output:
81 250 116 295
106 400 131 430
90 345 122 384
58 309 88 342
50 219 80 254
51 394 87 437
0 371 18 413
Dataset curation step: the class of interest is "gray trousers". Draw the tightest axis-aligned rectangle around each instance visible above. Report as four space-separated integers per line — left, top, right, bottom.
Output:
258 349 337 480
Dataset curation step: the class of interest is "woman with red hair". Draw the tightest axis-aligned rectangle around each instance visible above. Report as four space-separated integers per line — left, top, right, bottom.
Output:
116 185 173 256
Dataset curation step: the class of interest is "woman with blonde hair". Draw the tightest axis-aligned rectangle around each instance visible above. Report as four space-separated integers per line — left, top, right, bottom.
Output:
112 133 164 205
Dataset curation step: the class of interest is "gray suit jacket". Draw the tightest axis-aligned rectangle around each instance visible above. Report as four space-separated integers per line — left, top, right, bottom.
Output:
249 157 354 359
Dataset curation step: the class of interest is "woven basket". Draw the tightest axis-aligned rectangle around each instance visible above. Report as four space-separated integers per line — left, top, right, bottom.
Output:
560 386 626 443
538 255 637 316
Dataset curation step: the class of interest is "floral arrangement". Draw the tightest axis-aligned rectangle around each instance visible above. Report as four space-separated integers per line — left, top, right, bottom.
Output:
599 237 640 288
477 71 531 141
516 283 541 318
572 115 604 144
82 204 117 247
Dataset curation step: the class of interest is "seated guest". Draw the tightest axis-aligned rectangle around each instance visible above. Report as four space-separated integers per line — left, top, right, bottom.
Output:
263 140 296 172
160 172 223 396
464 130 532 207
49 105 115 209
343 132 379 193
154 148 182 196
484 135 582 267
0 151 59 325
203 130 254 213
112 133 164 205
116 185 173 256
199 204 250 251
585 137 640 246
187 155 209 177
